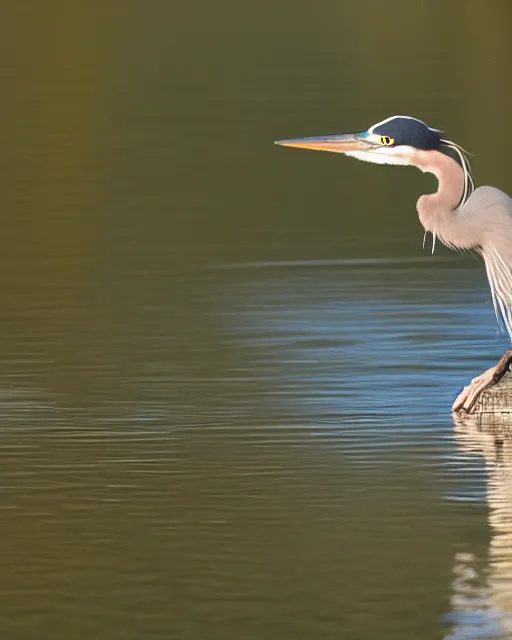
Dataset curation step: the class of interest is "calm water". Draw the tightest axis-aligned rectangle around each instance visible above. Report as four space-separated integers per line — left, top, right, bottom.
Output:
2 1 512 638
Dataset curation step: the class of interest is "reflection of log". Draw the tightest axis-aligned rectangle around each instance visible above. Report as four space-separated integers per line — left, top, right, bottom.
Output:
473 374 512 416
452 412 512 636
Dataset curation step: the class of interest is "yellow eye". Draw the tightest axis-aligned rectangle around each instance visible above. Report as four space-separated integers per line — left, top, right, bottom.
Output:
380 135 394 146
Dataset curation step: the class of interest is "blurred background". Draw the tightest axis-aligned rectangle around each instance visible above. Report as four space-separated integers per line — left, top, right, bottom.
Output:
1 1 512 638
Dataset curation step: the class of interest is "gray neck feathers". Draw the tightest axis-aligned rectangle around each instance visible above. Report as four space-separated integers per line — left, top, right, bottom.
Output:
413 150 467 239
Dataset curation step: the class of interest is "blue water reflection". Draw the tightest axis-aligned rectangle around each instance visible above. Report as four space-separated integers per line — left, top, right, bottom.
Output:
215 258 499 424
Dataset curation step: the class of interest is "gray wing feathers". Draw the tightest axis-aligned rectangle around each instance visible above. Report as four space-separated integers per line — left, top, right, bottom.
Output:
471 187 512 338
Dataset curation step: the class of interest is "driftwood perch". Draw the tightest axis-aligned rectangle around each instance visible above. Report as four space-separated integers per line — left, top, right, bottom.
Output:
472 373 512 415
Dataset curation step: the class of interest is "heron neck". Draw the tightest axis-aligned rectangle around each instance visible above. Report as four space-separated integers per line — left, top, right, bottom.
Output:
413 150 465 233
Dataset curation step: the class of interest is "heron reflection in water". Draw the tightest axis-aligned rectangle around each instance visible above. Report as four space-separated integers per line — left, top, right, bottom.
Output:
276 116 512 412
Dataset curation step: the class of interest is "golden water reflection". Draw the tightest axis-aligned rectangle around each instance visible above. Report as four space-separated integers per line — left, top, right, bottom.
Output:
450 414 512 638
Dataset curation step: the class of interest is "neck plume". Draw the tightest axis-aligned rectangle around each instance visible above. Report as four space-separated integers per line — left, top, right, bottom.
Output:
414 150 465 231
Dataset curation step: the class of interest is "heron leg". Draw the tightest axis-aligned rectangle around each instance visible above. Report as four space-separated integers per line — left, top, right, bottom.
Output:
452 349 512 413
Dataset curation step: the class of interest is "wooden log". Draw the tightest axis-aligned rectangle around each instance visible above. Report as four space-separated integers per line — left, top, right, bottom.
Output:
472 373 512 415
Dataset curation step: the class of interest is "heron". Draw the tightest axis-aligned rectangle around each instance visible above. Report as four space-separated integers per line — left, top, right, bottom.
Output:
275 115 512 413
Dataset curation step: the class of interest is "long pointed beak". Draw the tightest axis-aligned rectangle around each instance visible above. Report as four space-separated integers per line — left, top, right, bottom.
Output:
274 132 376 154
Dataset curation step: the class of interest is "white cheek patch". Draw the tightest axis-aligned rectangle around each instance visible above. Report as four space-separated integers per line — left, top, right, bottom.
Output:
346 146 413 166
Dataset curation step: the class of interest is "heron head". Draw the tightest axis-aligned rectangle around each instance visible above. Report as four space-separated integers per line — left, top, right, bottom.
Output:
275 115 443 166
276 114 475 206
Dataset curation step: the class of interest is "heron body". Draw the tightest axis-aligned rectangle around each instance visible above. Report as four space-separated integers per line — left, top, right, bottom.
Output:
276 115 512 411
